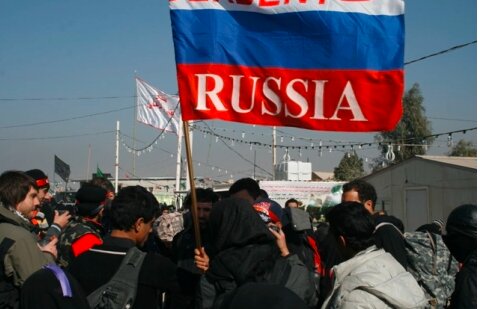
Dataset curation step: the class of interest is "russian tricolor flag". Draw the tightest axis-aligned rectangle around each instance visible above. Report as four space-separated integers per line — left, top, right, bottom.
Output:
170 0 405 132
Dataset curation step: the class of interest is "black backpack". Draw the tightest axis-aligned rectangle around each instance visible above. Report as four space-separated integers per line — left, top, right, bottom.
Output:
87 247 146 309
0 237 18 309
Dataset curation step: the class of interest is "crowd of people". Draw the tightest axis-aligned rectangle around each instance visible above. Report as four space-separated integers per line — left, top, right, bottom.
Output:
0 169 476 308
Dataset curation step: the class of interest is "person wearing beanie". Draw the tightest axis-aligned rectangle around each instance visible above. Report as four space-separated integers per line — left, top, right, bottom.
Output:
89 177 115 235
25 169 52 230
443 204 476 309
25 169 72 246
57 184 107 268
24 169 51 204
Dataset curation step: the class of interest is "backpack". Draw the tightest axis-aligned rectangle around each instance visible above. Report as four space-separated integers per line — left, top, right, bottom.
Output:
87 247 147 309
0 237 19 309
154 212 184 242
375 222 458 308
43 263 73 297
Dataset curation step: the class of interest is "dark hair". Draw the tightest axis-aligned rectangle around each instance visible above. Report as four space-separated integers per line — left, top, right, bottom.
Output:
342 179 377 209
228 178 261 200
183 188 219 210
326 201 375 253
89 177 114 193
259 189 269 199
109 186 159 231
285 198 299 208
0 171 37 208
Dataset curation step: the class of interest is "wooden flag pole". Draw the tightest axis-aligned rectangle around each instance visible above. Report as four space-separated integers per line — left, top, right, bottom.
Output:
183 120 202 249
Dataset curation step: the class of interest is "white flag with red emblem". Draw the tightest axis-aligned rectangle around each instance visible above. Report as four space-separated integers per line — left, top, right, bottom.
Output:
136 77 181 134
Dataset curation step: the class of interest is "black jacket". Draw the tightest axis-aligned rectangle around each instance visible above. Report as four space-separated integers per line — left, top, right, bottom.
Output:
68 236 181 308
374 215 408 269
197 198 316 309
449 251 476 309
20 267 90 309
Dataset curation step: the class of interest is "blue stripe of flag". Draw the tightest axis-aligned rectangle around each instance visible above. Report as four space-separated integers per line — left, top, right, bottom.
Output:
171 10 404 70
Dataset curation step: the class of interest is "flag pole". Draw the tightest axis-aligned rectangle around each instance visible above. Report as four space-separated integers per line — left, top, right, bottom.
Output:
133 73 138 176
185 127 193 192
182 120 201 249
272 126 276 180
52 157 56 193
86 144 91 181
115 120 120 193
174 121 184 210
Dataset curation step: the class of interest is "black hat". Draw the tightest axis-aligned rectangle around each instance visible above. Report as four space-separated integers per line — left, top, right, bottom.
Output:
75 185 107 217
25 169 50 190
446 204 477 239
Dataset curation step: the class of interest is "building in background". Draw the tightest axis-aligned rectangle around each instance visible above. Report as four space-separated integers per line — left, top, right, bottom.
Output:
363 155 476 231
275 160 312 181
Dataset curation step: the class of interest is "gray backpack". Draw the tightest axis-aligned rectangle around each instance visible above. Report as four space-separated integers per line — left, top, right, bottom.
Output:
375 222 458 308
87 247 147 309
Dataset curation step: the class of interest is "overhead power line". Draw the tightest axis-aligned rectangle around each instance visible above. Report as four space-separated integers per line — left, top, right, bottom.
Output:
405 40 476 65
0 106 133 129
0 130 115 141
427 117 476 123
200 121 273 177
0 95 135 102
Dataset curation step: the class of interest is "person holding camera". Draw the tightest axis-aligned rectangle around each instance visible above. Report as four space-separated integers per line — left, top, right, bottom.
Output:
24 169 71 246
57 184 107 268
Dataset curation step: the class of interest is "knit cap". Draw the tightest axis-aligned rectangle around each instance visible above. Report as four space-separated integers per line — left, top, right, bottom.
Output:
25 169 50 190
75 185 107 217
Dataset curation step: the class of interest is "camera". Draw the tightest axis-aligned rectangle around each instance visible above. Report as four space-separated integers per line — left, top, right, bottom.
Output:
269 225 280 233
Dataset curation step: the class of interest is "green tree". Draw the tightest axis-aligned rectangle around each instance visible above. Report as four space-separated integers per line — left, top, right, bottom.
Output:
374 83 433 168
448 139 477 157
334 151 364 181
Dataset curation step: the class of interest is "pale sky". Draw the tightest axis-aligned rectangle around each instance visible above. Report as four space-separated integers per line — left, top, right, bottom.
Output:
0 0 476 184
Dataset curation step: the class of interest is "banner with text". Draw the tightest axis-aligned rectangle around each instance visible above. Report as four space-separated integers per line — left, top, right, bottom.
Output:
259 181 345 209
170 0 404 132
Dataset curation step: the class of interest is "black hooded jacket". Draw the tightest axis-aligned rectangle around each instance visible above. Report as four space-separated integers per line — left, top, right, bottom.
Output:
197 197 316 309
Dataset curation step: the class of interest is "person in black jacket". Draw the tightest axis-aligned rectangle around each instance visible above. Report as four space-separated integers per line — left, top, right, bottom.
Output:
342 179 408 269
68 185 192 308
168 188 219 309
443 204 476 309
196 197 316 309
20 265 90 309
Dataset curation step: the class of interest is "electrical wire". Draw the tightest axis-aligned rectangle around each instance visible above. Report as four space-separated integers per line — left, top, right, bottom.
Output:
404 40 476 65
0 130 115 141
0 95 135 102
0 106 133 129
200 121 273 177
120 130 245 178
